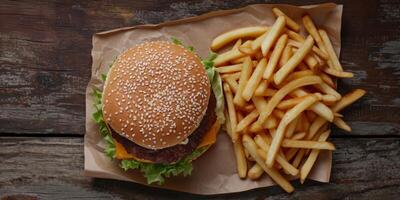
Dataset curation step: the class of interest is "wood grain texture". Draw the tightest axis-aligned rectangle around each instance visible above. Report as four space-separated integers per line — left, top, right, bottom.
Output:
0 0 399 135
0 137 399 199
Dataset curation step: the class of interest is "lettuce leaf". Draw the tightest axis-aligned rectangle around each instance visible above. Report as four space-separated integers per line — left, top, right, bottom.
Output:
121 146 208 185
202 52 225 124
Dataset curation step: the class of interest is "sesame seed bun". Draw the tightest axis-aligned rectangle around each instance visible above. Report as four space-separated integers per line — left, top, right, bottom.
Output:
102 41 211 150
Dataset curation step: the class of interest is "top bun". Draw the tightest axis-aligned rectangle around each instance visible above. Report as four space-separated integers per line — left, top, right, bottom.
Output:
102 41 210 150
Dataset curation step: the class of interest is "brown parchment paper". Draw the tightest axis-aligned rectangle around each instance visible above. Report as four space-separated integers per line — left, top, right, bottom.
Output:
85 3 342 195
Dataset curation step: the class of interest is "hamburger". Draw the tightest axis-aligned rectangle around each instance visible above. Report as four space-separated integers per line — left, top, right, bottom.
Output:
92 40 224 184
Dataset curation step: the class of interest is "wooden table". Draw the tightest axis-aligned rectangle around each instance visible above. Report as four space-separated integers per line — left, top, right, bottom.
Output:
1 0 399 199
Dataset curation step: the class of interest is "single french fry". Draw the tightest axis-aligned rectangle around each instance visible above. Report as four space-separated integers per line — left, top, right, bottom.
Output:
320 72 336 89
287 29 305 41
234 57 253 107
308 116 328 140
239 46 257 55
272 7 300 31
279 45 293 67
215 63 242 74
224 111 233 138
225 77 239 93
319 29 343 71
282 139 335 150
274 36 314 85
263 34 288 80
221 72 241 80
300 130 331 183
261 16 286 56
334 113 343 118
211 26 268 51
302 15 328 55
242 58 268 101
333 117 352 132
236 110 259 133
233 136 248 178
292 149 306 168
291 131 306 140
324 67 354 78
248 163 264 180
332 89 366 112
242 135 294 193
232 38 242 50
257 75 322 125
322 94 338 105
277 96 307 110
214 48 247 66
285 116 299 138
266 95 319 167
224 84 238 141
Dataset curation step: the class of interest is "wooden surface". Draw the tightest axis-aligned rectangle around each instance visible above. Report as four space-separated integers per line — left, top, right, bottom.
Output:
0 0 399 199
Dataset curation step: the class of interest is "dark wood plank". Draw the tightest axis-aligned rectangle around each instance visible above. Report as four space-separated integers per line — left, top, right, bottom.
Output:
0 137 399 199
0 0 399 136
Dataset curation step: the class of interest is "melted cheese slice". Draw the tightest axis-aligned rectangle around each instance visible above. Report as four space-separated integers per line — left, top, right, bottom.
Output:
115 121 221 160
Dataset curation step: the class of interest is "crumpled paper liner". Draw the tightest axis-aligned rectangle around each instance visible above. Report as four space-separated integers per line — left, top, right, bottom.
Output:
85 3 342 195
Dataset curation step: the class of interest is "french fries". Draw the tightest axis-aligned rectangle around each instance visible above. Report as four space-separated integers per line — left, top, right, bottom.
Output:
242 135 294 193
214 7 366 193
267 95 319 167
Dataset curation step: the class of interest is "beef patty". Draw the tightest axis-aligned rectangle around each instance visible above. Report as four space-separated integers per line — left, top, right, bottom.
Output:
111 92 217 164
